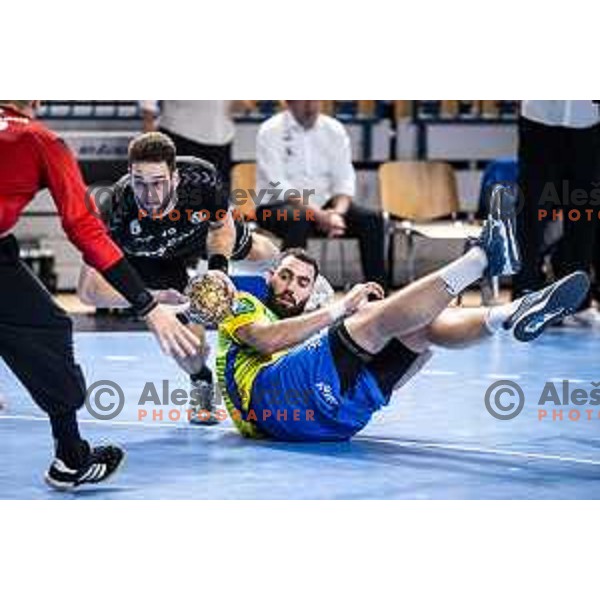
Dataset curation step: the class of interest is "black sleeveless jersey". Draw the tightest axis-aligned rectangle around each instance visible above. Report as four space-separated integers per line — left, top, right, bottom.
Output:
100 156 228 262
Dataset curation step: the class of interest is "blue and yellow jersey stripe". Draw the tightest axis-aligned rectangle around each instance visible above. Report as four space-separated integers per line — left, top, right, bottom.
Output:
216 292 285 437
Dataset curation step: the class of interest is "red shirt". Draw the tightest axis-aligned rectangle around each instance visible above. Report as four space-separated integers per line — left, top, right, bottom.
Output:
0 105 123 272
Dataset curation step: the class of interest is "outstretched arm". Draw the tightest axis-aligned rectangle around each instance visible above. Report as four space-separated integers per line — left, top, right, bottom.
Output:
77 264 130 308
206 211 236 260
235 309 336 355
235 282 384 355
78 265 186 309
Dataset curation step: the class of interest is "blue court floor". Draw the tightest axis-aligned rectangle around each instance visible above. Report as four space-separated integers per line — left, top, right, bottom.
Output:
2 326 600 499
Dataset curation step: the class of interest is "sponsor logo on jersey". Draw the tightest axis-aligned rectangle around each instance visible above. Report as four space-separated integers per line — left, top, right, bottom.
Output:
315 381 339 409
232 297 256 316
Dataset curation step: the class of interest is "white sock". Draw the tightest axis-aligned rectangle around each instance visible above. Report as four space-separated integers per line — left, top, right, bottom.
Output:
438 247 488 296
484 298 523 334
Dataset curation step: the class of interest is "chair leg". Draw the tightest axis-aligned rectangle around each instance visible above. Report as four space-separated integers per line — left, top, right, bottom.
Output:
321 239 330 286
339 241 348 289
492 276 500 302
407 230 416 283
480 276 500 306
387 231 396 289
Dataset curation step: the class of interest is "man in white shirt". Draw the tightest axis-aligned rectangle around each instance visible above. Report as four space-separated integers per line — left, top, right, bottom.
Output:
515 100 600 310
140 101 250 194
255 101 386 287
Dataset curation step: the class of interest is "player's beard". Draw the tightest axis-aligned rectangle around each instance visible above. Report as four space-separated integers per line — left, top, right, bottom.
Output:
266 286 308 318
136 185 178 217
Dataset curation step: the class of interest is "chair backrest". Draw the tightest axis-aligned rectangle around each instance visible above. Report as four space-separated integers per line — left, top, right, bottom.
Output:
378 161 460 221
394 101 412 119
230 162 258 220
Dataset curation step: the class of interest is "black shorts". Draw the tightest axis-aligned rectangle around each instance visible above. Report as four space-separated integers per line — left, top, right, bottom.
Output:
328 321 422 398
126 219 253 293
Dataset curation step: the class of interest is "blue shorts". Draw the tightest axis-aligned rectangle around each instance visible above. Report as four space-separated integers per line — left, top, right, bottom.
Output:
248 323 421 441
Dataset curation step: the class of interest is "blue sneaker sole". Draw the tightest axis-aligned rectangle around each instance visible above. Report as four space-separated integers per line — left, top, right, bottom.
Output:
513 272 590 342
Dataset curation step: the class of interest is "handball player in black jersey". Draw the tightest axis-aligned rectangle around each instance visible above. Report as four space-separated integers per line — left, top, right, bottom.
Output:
78 132 280 424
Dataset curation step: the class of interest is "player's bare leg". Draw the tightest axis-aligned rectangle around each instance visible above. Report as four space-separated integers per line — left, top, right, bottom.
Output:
344 185 588 354
421 302 523 349
345 247 489 354
426 307 492 348
348 266 590 356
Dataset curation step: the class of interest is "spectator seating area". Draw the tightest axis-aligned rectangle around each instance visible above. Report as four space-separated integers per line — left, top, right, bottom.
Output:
39 100 519 122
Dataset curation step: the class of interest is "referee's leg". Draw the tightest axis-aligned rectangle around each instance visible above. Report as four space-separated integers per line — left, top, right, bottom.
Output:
342 202 386 288
256 201 315 249
0 236 89 467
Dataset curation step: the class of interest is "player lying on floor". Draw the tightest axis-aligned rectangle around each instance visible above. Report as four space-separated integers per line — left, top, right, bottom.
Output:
188 193 589 441
77 131 334 425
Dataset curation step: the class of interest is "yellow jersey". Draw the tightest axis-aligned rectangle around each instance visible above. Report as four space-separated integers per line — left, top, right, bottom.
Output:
216 292 286 437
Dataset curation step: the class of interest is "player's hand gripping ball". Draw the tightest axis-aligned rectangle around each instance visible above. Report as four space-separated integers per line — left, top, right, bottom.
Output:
185 272 235 327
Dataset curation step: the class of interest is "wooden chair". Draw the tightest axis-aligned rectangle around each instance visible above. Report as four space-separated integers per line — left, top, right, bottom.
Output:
394 101 412 120
357 100 376 117
379 161 482 286
230 162 259 221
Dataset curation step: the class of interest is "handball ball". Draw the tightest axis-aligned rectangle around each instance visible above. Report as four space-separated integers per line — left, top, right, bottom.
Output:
185 273 234 327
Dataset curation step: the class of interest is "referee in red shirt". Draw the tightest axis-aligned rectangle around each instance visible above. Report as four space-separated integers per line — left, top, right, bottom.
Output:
0 101 201 489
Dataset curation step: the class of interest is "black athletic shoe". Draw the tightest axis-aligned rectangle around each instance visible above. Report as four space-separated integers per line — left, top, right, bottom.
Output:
506 271 590 342
188 379 220 426
45 444 125 491
478 184 521 277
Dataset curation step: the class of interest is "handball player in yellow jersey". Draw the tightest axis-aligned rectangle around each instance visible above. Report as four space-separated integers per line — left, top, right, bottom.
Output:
213 192 589 441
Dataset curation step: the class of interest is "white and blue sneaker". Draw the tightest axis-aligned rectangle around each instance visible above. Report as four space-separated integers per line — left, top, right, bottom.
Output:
478 184 521 277
505 271 590 342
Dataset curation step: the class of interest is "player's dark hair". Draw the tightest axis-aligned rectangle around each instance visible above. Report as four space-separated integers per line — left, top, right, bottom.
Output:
276 248 320 280
128 132 177 172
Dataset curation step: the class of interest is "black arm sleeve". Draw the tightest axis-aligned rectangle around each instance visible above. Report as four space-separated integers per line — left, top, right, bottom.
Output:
93 177 156 315
102 257 158 317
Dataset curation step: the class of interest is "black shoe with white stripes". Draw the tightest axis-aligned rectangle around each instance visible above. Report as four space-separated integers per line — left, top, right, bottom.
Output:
506 271 590 342
45 444 125 490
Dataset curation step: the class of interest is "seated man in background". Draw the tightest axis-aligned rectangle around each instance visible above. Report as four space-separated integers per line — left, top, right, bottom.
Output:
255 100 387 288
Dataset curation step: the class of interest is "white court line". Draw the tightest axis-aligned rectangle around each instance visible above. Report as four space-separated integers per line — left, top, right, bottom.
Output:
0 414 191 429
360 435 600 467
3 414 599 467
422 370 457 376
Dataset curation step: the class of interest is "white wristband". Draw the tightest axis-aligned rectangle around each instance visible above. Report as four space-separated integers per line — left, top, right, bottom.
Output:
327 302 347 322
